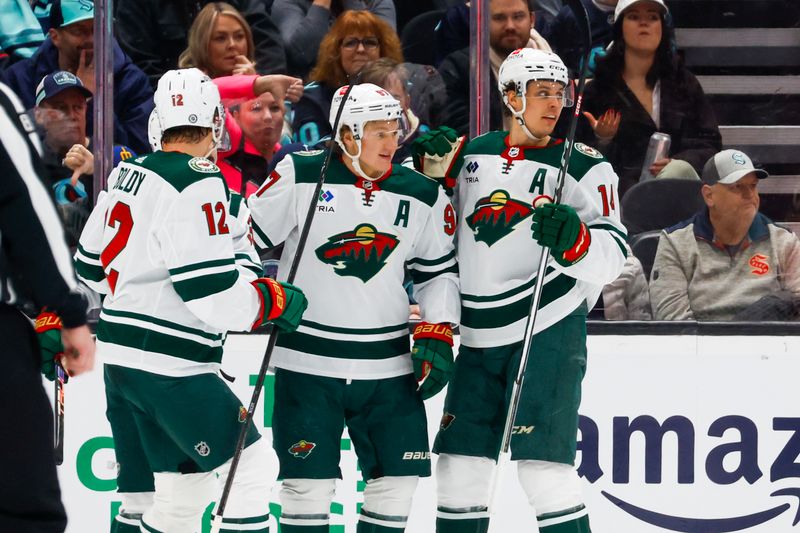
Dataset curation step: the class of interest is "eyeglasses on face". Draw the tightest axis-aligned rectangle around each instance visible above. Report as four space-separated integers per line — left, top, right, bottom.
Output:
341 37 380 50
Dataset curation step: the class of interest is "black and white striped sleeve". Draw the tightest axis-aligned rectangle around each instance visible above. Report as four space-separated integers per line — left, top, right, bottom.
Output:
0 83 87 327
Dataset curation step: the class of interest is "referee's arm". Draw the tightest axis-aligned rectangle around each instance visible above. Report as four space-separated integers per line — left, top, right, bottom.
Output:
0 83 94 375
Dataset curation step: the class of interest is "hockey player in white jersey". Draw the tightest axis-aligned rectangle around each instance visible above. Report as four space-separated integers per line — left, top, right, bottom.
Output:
248 83 460 533
74 68 307 533
413 49 627 533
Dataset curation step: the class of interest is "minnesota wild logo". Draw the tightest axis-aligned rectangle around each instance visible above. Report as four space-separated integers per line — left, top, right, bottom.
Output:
315 224 399 282
466 190 533 246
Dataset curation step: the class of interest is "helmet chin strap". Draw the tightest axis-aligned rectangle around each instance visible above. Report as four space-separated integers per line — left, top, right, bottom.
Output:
203 137 218 162
343 139 381 181
509 95 545 142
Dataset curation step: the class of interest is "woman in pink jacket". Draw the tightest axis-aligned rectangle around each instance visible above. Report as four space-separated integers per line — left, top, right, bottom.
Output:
214 74 302 195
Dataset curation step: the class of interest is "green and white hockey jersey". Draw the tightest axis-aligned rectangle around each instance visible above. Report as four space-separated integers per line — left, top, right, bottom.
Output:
452 132 627 348
248 151 460 380
74 151 263 376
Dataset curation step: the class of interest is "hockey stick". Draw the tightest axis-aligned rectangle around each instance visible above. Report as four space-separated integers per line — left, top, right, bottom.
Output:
487 0 593 522
210 83 358 532
54 361 66 465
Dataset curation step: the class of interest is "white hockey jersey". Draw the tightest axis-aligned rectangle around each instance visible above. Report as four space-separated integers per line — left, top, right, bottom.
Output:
452 132 627 348
248 151 460 380
74 151 262 376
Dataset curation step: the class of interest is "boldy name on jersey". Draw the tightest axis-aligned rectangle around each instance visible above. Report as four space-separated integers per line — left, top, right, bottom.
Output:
113 167 146 196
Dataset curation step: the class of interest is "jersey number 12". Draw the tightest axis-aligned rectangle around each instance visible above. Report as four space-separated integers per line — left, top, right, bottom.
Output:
100 202 134 294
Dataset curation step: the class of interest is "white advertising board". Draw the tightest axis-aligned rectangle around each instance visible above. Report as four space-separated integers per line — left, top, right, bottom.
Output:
54 333 800 532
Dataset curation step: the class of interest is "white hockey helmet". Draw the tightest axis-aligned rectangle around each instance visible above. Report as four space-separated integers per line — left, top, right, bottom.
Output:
147 68 226 151
497 48 573 140
329 83 404 180
498 48 573 106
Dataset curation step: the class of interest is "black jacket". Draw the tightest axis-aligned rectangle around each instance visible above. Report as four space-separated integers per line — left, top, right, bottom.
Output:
115 0 287 89
576 67 722 197
438 47 503 136
546 0 614 74
0 84 86 326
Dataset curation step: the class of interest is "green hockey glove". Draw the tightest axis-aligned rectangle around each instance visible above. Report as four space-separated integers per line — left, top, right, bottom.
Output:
34 311 65 382
252 278 308 332
531 203 592 266
411 322 454 400
410 126 465 192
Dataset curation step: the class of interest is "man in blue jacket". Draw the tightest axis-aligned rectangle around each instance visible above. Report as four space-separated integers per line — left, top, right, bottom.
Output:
2 0 154 154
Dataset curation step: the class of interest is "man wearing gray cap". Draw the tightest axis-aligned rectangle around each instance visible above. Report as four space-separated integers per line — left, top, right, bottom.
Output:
650 149 800 320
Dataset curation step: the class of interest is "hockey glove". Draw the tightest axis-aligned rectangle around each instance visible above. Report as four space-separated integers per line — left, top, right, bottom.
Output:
410 126 465 192
252 278 308 332
411 322 454 400
34 311 65 382
531 203 591 267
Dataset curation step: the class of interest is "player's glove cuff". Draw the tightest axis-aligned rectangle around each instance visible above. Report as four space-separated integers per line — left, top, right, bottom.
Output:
252 278 286 330
412 321 454 346
251 278 308 332
555 222 591 267
34 311 65 382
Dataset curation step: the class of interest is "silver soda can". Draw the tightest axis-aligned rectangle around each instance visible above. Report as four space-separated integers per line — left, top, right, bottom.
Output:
640 132 672 182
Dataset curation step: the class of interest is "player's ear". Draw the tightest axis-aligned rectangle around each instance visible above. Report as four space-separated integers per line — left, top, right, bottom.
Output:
506 89 523 113
340 127 358 156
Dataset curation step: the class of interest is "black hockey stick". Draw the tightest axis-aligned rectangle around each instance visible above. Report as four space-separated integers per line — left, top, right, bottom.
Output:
211 83 358 532
54 361 66 465
489 0 593 518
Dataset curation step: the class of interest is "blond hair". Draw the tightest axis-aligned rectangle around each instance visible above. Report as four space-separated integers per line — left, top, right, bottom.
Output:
178 2 255 78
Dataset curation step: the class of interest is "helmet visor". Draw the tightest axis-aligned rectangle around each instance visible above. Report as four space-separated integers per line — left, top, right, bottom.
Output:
525 80 575 108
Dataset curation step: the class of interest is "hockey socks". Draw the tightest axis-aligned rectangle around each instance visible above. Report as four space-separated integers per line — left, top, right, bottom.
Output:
435 506 490 533
538 505 591 533
357 508 409 532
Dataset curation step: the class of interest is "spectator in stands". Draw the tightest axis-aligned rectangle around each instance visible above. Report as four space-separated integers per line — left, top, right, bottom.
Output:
272 0 397 78
546 0 616 75
213 73 304 195
2 0 154 154
577 0 721 197
600 243 652 320
116 0 286 89
360 57 447 164
650 149 800 321
178 3 258 78
292 10 403 145
33 71 136 246
438 0 551 135
0 0 45 64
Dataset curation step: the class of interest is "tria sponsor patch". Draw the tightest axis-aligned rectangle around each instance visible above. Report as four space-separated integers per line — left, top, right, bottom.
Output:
749 254 769 275
288 440 316 459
